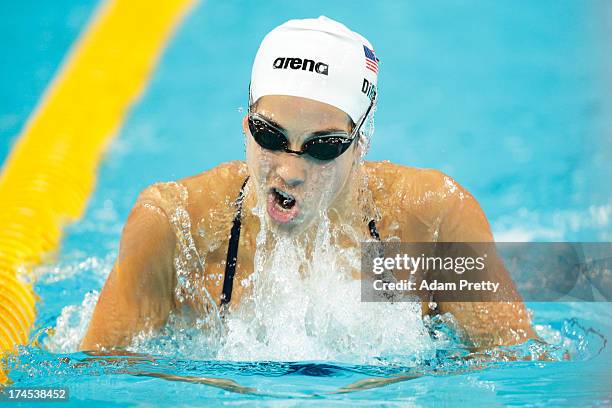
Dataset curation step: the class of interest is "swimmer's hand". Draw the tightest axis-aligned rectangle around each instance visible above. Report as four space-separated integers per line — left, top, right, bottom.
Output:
73 351 260 395
80 186 176 351
132 372 259 394
332 374 421 394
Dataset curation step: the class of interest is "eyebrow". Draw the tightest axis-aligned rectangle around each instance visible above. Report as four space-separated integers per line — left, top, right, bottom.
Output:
254 113 350 137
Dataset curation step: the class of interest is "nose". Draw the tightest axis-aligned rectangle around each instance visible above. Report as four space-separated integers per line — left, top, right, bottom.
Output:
275 154 306 188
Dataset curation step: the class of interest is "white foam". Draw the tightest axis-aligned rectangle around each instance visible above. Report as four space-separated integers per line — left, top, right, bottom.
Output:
44 291 100 353
127 209 434 363
214 211 433 363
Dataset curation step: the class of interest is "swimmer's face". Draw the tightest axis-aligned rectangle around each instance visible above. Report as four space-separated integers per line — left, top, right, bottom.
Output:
244 95 360 233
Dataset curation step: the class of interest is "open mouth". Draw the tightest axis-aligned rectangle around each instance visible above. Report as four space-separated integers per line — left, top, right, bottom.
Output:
267 187 299 223
272 188 296 209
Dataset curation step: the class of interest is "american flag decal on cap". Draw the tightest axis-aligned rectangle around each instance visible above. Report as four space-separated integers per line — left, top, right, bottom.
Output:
363 45 379 74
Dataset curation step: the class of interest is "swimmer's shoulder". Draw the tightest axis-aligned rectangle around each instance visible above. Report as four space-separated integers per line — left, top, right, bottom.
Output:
177 161 249 219
135 161 248 222
178 160 248 198
363 160 476 218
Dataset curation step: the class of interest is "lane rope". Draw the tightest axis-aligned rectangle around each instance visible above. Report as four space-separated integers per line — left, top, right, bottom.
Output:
0 0 195 383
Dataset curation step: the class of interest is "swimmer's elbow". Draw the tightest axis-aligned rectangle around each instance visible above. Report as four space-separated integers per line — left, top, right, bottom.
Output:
79 332 111 352
446 301 537 350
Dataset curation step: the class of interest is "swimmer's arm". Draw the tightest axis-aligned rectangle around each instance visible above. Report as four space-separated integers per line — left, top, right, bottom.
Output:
434 177 536 349
80 190 176 351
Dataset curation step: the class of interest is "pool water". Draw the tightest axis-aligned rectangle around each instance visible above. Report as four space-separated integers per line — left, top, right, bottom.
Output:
1 0 611 406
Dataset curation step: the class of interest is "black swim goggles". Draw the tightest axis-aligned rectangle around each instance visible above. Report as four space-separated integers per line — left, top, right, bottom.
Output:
247 87 375 162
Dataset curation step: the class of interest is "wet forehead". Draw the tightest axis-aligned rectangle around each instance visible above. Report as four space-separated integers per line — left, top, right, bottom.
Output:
254 95 352 137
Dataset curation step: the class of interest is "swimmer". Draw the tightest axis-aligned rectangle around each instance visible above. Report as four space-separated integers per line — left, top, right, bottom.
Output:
81 16 536 352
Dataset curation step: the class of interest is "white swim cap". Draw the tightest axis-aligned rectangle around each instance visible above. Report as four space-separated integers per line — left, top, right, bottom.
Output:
250 16 379 124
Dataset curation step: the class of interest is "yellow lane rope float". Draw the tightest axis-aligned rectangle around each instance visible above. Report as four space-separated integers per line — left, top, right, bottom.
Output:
0 0 195 383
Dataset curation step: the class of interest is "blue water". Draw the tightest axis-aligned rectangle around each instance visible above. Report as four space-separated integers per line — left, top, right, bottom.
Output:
1 0 611 406
0 0 100 166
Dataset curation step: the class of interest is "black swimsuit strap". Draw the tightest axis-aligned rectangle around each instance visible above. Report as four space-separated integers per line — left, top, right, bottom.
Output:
220 176 249 306
220 178 381 306
368 219 381 241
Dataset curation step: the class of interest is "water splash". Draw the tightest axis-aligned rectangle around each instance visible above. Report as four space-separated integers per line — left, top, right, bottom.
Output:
113 205 432 363
44 291 100 353
218 213 432 363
